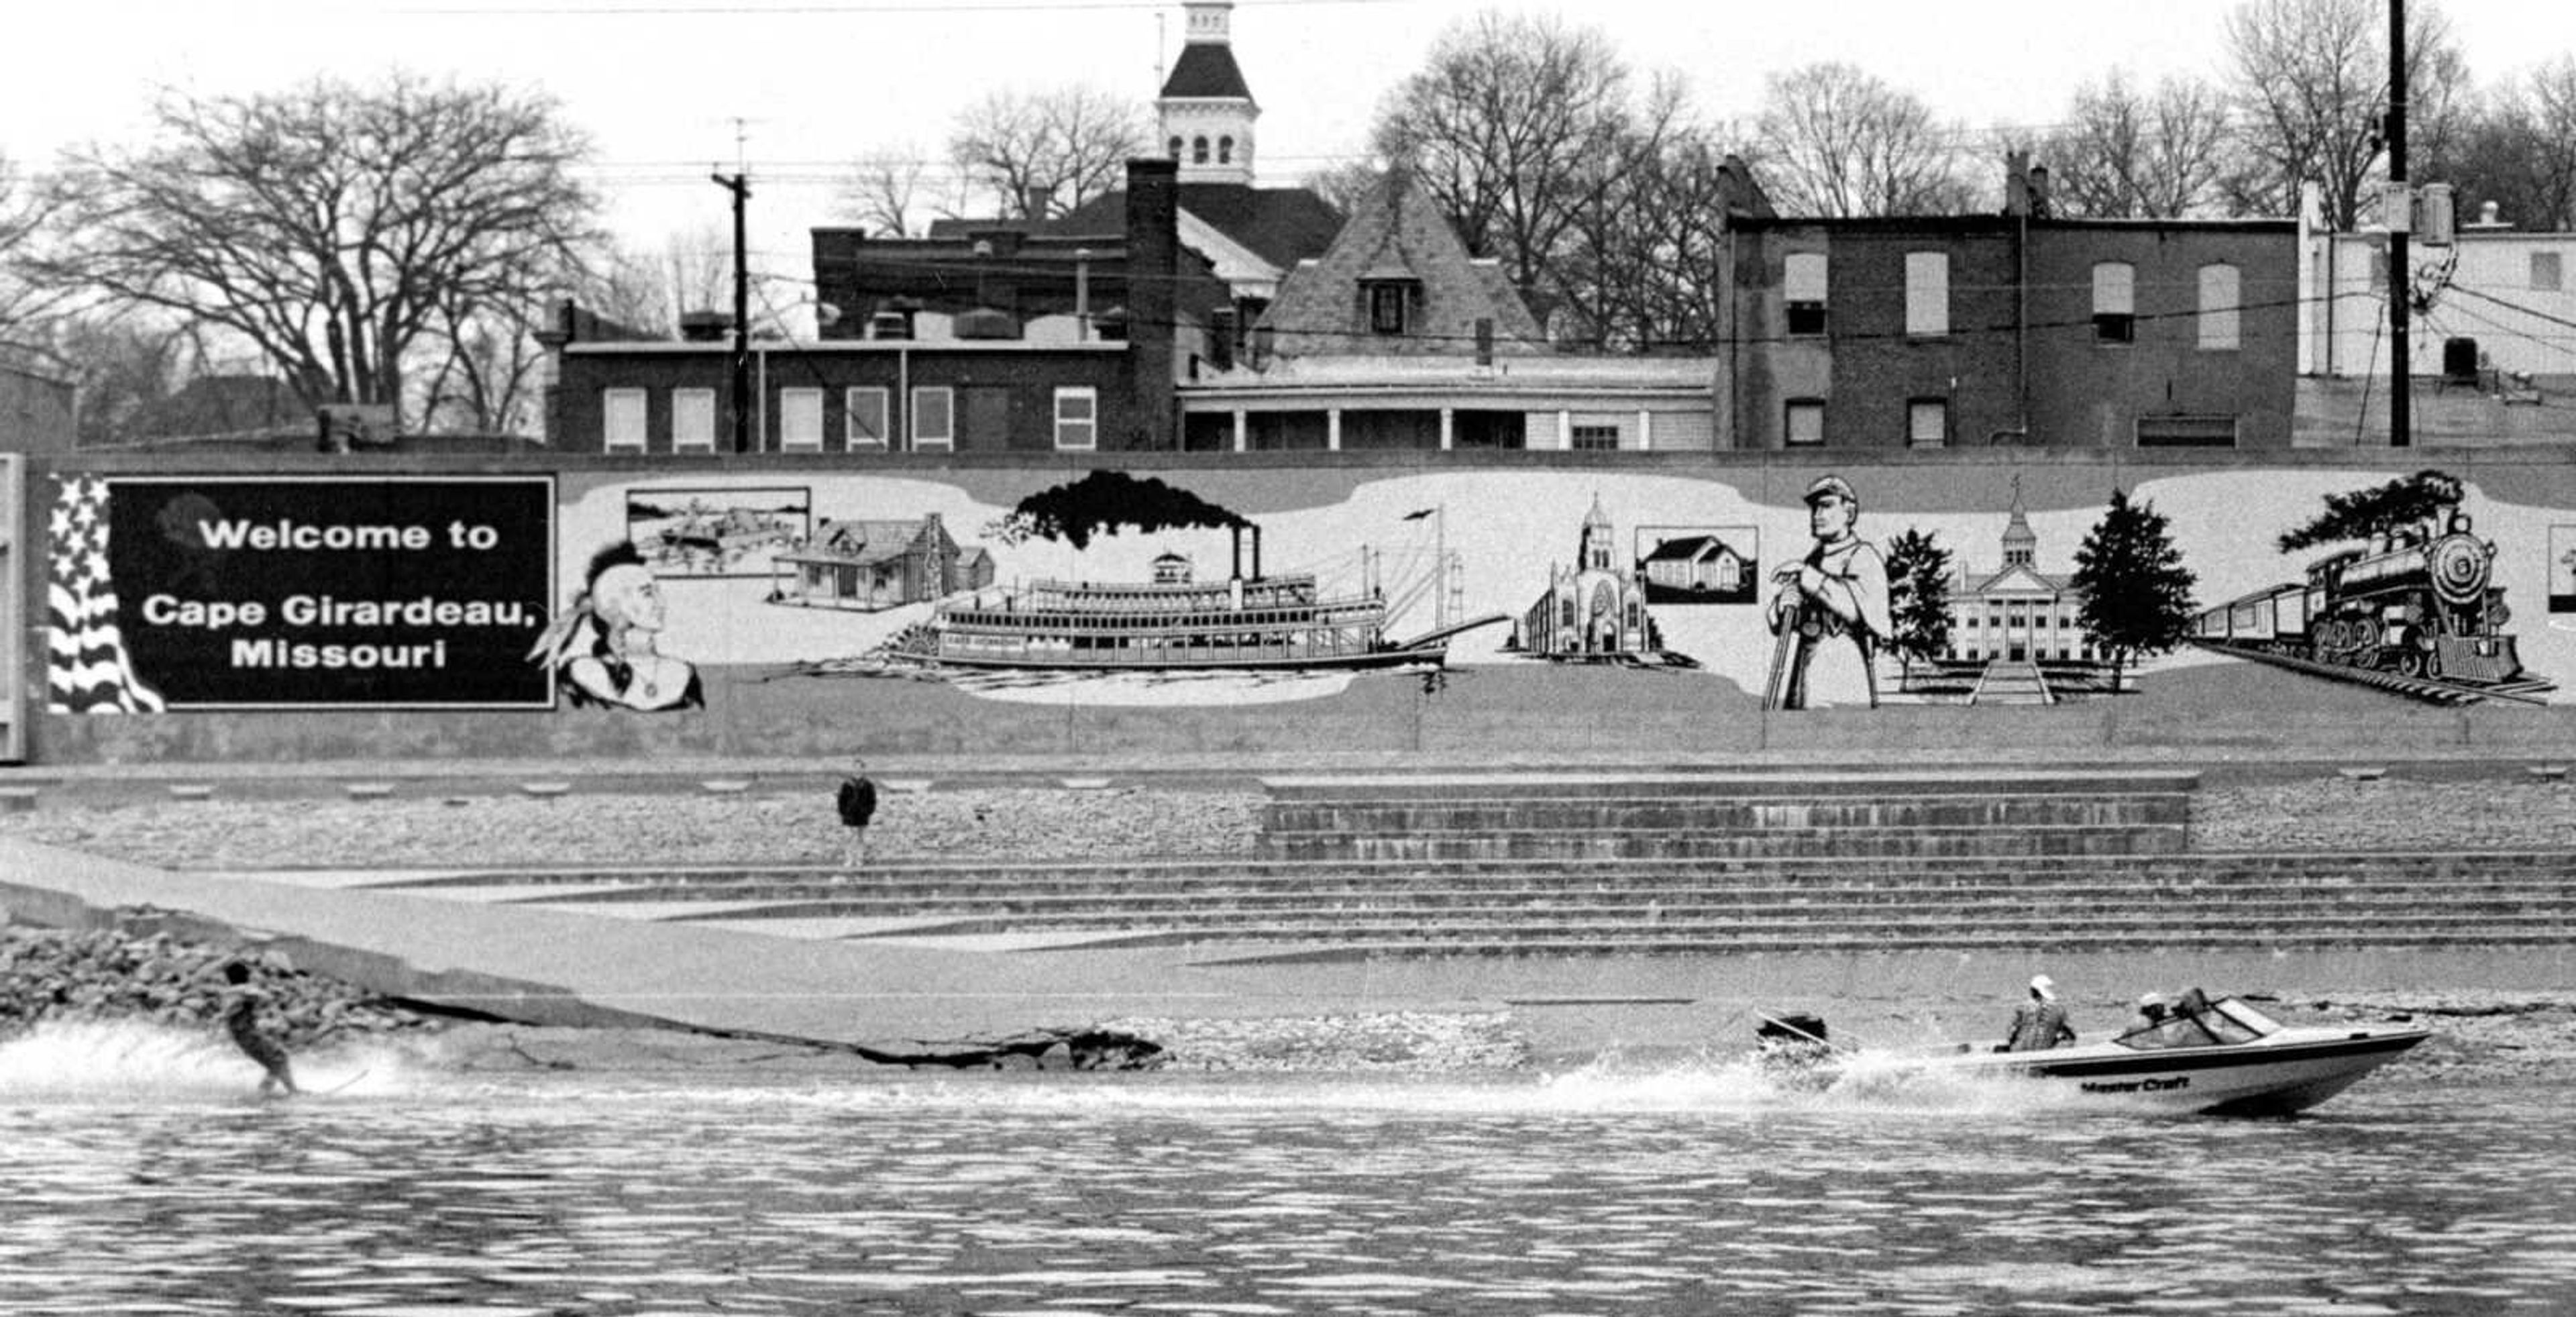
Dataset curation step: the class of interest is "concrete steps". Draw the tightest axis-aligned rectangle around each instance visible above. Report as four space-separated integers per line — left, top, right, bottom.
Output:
1256 770 2196 861
354 849 2576 953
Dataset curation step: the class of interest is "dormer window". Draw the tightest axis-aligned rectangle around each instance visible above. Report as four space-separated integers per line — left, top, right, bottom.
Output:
1366 282 1409 335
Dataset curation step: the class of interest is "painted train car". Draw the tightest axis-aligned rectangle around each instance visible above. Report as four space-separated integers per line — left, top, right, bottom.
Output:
2194 507 2524 686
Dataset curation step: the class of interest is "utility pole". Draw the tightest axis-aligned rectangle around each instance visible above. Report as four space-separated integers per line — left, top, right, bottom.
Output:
711 170 753 454
2387 0 2412 448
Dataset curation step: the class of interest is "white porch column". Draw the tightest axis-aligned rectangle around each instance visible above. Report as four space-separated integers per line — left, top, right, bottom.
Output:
1556 410 1572 450
1232 410 1247 453
1328 409 1342 452
1440 407 1454 451
1636 409 1652 452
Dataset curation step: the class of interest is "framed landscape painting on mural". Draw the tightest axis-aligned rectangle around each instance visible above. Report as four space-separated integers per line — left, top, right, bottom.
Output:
1634 526 1759 605
627 486 812 579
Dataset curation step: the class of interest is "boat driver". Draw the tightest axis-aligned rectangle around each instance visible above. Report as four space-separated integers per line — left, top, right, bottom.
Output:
2004 974 2078 1052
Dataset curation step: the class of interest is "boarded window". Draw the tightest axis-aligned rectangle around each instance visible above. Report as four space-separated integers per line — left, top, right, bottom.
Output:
1905 252 1949 337
2198 264 2240 350
672 388 716 452
2135 415 2238 447
1785 399 1825 446
911 387 954 448
2535 252 2565 291
1907 398 1947 447
604 388 647 452
845 387 889 449
1785 252 1828 337
2093 262 2135 344
779 388 824 452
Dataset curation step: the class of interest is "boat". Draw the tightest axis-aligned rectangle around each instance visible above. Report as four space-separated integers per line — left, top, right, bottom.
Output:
896 523 1502 673
1760 996 2431 1116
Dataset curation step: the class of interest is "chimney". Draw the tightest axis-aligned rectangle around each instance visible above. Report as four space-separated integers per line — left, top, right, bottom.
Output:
2027 164 2051 218
1022 184 1051 221
2004 148 2029 217
1124 156 1180 450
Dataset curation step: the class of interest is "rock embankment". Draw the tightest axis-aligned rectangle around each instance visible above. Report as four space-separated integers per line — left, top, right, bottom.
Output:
0 786 1267 871
1 925 444 1049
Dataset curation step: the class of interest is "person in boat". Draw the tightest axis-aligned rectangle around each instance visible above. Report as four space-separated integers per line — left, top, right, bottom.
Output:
218 960 299 1097
2003 974 2078 1052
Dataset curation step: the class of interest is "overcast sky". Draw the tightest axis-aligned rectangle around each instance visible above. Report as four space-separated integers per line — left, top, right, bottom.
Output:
9 0 2575 292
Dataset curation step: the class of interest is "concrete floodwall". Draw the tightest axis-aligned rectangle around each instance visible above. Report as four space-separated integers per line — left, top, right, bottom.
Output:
15 447 2576 767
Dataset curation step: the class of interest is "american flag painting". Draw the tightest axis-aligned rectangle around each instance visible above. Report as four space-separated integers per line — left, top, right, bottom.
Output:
46 474 166 713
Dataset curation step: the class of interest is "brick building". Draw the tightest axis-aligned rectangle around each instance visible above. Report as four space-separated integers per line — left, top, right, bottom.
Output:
549 160 1212 454
1725 155 2298 449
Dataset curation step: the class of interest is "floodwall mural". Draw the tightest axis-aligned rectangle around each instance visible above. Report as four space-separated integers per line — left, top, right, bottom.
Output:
34 460 2576 758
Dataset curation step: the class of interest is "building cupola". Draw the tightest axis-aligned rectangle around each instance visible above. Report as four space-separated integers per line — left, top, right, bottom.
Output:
1159 1 1258 186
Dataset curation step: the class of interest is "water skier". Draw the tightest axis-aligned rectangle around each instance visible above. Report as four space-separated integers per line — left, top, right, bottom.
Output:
219 961 299 1096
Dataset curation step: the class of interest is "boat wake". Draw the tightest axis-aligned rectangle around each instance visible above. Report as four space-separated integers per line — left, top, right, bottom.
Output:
0 1019 409 1103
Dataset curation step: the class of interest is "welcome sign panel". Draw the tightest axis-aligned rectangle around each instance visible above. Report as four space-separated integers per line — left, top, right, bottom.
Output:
101 476 556 708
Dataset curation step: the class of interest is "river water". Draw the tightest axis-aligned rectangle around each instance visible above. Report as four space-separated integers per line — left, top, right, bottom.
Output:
4 1021 2573 1316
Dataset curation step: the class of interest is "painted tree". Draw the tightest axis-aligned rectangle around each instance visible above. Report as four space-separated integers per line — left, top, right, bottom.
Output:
2071 489 2198 694
1880 527 1956 686
2277 469 2465 551
29 73 598 425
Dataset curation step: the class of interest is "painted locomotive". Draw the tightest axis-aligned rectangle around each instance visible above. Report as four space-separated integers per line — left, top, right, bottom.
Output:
2194 504 2524 685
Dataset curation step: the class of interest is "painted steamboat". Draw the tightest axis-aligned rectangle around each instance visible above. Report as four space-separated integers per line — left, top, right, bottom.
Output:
898 525 1483 672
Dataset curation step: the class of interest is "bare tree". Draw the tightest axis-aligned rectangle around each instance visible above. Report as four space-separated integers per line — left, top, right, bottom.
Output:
2041 70 2237 218
1554 80 1756 350
28 73 599 423
2223 0 2465 227
841 146 952 237
1752 62 1978 216
1300 158 1383 219
0 152 67 336
947 85 1148 219
2426 58 2576 231
1369 10 1634 293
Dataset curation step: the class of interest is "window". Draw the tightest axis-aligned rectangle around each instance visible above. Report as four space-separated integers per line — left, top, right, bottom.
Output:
2093 262 2135 343
1192 136 1209 164
603 388 646 452
1785 252 1828 337
2536 252 2565 291
2197 264 2241 350
911 386 954 449
779 388 823 452
2135 415 2239 447
845 387 889 450
1367 283 1407 335
1907 398 1948 447
1218 136 1234 164
672 388 715 453
1053 386 1098 450
1167 136 1183 159
1904 252 1949 337
1570 422 1621 451
1785 399 1825 446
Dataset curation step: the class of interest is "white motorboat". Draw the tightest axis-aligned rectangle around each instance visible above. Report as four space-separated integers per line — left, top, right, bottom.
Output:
1762 996 2432 1116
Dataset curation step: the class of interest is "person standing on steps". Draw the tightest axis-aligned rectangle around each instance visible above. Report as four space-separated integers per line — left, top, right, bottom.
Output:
837 763 879 870
219 960 299 1096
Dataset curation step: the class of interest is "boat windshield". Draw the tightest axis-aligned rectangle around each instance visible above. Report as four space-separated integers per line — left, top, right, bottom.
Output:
2112 994 2281 1050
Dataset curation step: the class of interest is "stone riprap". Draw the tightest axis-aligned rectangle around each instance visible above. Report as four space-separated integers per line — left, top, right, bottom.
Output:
0 786 1269 871
1 927 443 1049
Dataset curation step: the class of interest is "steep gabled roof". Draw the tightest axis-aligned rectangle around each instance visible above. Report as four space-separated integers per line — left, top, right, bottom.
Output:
1161 41 1254 100
1256 170 1546 357
1053 183 1340 273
